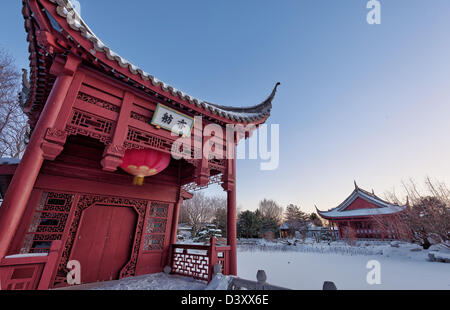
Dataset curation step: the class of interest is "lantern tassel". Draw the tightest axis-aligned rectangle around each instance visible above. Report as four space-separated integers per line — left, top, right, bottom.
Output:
133 175 145 186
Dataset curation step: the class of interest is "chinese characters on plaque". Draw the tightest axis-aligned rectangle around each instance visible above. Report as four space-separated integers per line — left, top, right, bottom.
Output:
151 103 194 137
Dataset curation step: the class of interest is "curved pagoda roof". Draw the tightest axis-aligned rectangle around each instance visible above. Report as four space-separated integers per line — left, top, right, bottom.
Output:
21 0 279 129
316 182 407 220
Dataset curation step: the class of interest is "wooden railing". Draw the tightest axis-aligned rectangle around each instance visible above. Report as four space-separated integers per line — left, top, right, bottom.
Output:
170 237 230 282
0 240 61 290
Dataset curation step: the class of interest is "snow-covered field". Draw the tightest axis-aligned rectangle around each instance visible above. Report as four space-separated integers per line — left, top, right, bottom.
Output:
238 251 449 290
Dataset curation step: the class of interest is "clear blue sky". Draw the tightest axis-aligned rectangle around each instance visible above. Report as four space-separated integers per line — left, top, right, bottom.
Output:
2 0 450 213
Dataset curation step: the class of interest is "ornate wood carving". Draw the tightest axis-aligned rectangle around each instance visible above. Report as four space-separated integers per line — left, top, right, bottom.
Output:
77 91 120 113
41 128 68 160
130 111 153 124
45 128 68 144
126 127 173 153
65 109 115 144
55 194 148 286
142 202 169 251
21 192 74 254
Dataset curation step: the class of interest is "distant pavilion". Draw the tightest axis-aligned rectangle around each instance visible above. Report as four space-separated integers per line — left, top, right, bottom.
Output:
316 182 407 240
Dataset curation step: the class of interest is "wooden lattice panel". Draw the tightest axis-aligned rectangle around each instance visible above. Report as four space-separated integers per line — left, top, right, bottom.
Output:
171 248 210 281
142 202 170 251
143 234 165 251
182 173 223 192
145 218 167 234
208 159 226 172
21 192 74 254
125 127 195 159
126 127 173 153
66 109 114 144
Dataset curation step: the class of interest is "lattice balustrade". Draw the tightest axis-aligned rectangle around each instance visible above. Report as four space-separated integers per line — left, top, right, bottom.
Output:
171 247 210 281
216 247 230 275
170 239 231 282
1 241 62 290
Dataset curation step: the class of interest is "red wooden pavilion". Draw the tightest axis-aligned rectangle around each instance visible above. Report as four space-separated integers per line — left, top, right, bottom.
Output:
316 182 407 240
0 0 278 290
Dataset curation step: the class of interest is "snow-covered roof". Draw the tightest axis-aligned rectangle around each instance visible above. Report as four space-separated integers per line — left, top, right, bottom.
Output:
280 223 289 230
28 0 279 124
316 183 407 219
307 222 323 230
317 206 406 218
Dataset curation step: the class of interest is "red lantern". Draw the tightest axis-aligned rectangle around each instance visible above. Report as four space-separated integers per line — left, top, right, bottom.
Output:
120 149 171 186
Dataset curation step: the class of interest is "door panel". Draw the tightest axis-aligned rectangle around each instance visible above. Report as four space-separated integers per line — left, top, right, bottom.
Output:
98 207 137 281
70 205 137 284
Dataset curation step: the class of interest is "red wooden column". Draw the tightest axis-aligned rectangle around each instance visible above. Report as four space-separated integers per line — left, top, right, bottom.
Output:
208 237 218 281
226 177 237 275
222 135 237 275
170 196 184 245
41 71 85 160
336 221 342 239
0 55 81 259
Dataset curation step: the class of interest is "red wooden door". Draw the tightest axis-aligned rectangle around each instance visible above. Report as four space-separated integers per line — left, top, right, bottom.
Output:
70 205 137 284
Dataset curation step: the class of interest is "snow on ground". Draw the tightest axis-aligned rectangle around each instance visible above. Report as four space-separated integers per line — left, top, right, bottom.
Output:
64 272 233 290
80 273 208 290
237 239 450 290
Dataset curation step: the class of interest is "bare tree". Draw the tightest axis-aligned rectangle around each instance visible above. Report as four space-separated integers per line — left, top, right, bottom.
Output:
258 199 283 224
0 50 29 158
341 226 357 246
382 177 450 248
180 192 226 236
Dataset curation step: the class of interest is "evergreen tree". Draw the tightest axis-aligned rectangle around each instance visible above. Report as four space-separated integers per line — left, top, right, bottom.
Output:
213 207 227 236
237 210 261 238
284 204 309 234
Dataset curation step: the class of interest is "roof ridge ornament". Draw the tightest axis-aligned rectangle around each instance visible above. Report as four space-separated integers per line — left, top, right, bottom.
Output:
314 205 322 214
354 180 358 189
19 69 31 107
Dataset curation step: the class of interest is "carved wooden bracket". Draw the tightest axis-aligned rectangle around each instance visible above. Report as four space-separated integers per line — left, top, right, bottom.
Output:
100 92 134 172
41 128 68 160
101 144 126 172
